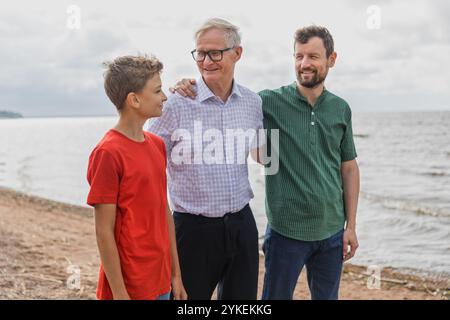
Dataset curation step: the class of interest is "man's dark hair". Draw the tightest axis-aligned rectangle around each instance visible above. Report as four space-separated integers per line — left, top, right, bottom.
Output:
294 25 334 57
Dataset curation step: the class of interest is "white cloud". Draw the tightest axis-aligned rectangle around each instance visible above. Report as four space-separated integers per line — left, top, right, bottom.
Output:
0 0 449 116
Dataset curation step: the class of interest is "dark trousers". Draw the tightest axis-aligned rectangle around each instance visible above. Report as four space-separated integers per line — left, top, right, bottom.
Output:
173 204 259 300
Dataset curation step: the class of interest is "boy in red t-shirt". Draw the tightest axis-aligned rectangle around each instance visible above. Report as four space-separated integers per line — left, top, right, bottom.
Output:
87 55 187 300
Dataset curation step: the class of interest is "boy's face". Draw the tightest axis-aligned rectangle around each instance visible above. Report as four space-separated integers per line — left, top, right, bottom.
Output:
134 73 167 118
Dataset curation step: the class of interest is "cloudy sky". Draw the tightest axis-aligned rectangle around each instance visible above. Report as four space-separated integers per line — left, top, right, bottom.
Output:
1 0 449 116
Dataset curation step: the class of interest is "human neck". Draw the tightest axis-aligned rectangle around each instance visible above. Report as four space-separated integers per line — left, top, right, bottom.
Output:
114 111 147 142
296 81 325 107
204 77 234 102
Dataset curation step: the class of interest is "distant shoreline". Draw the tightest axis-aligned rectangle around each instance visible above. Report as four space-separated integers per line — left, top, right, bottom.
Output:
0 111 23 118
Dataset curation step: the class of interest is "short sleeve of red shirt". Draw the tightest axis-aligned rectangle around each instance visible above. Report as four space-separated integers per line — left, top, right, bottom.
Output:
87 148 121 206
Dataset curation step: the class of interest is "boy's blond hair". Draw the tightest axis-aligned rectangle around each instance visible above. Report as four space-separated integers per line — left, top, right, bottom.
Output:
103 55 163 111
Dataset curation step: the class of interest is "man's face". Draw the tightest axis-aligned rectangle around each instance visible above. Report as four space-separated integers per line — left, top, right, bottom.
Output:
195 28 242 85
294 36 336 88
135 73 167 118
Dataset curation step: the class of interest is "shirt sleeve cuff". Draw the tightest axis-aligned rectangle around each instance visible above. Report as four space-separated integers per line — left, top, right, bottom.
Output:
87 195 118 207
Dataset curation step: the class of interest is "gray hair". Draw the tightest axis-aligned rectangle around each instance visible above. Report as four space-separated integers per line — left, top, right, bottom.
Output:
194 18 241 47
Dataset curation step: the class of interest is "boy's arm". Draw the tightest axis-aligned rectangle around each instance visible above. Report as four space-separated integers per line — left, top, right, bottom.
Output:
94 203 130 300
166 202 188 300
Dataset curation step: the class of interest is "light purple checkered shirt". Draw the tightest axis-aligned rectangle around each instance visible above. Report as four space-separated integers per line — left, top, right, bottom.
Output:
147 77 264 217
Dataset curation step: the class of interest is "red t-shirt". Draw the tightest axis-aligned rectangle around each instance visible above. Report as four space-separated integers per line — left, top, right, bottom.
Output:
87 129 171 300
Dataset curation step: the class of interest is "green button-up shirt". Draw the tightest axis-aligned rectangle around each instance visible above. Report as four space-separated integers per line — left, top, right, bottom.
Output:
260 82 357 241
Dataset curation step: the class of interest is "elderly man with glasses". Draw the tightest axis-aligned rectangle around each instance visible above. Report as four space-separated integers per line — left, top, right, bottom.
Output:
147 18 264 300
171 25 360 301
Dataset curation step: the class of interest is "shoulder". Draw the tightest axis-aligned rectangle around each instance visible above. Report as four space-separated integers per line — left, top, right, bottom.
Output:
89 130 146 164
145 131 164 145
259 84 293 100
323 91 353 124
165 90 202 110
325 91 352 113
88 139 122 171
144 131 166 153
235 85 263 119
325 91 349 106
236 84 262 104
90 131 122 157
258 84 294 112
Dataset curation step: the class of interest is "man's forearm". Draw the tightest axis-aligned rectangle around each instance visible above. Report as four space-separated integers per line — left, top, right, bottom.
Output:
342 164 360 230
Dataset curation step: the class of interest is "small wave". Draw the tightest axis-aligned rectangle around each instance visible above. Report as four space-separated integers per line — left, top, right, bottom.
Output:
354 133 369 138
420 171 449 177
392 266 450 282
431 165 450 170
361 193 450 218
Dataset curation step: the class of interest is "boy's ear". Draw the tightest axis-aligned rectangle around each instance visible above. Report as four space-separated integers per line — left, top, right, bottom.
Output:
126 92 139 109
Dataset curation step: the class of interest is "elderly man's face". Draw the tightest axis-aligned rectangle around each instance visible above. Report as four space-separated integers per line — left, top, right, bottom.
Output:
294 36 336 88
195 28 242 86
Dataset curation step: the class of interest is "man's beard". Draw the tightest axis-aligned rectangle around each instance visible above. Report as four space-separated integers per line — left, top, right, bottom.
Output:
297 69 327 88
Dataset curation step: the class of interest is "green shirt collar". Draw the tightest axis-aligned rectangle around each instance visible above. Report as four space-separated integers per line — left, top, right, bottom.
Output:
289 82 329 107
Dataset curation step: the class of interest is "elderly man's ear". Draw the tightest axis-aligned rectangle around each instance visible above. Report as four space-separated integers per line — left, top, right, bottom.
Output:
233 46 243 61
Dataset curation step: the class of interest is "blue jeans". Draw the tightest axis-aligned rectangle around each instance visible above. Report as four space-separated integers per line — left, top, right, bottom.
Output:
262 227 344 300
156 291 171 300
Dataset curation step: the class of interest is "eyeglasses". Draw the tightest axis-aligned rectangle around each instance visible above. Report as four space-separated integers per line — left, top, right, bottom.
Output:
190 48 234 62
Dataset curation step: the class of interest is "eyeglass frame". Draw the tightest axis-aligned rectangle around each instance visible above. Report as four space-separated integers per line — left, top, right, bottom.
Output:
190 47 234 62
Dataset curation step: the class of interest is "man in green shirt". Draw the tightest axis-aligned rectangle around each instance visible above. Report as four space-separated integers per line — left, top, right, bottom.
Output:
171 25 360 300
259 26 360 300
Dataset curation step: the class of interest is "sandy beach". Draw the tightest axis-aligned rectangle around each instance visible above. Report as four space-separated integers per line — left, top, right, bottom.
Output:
0 187 448 300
